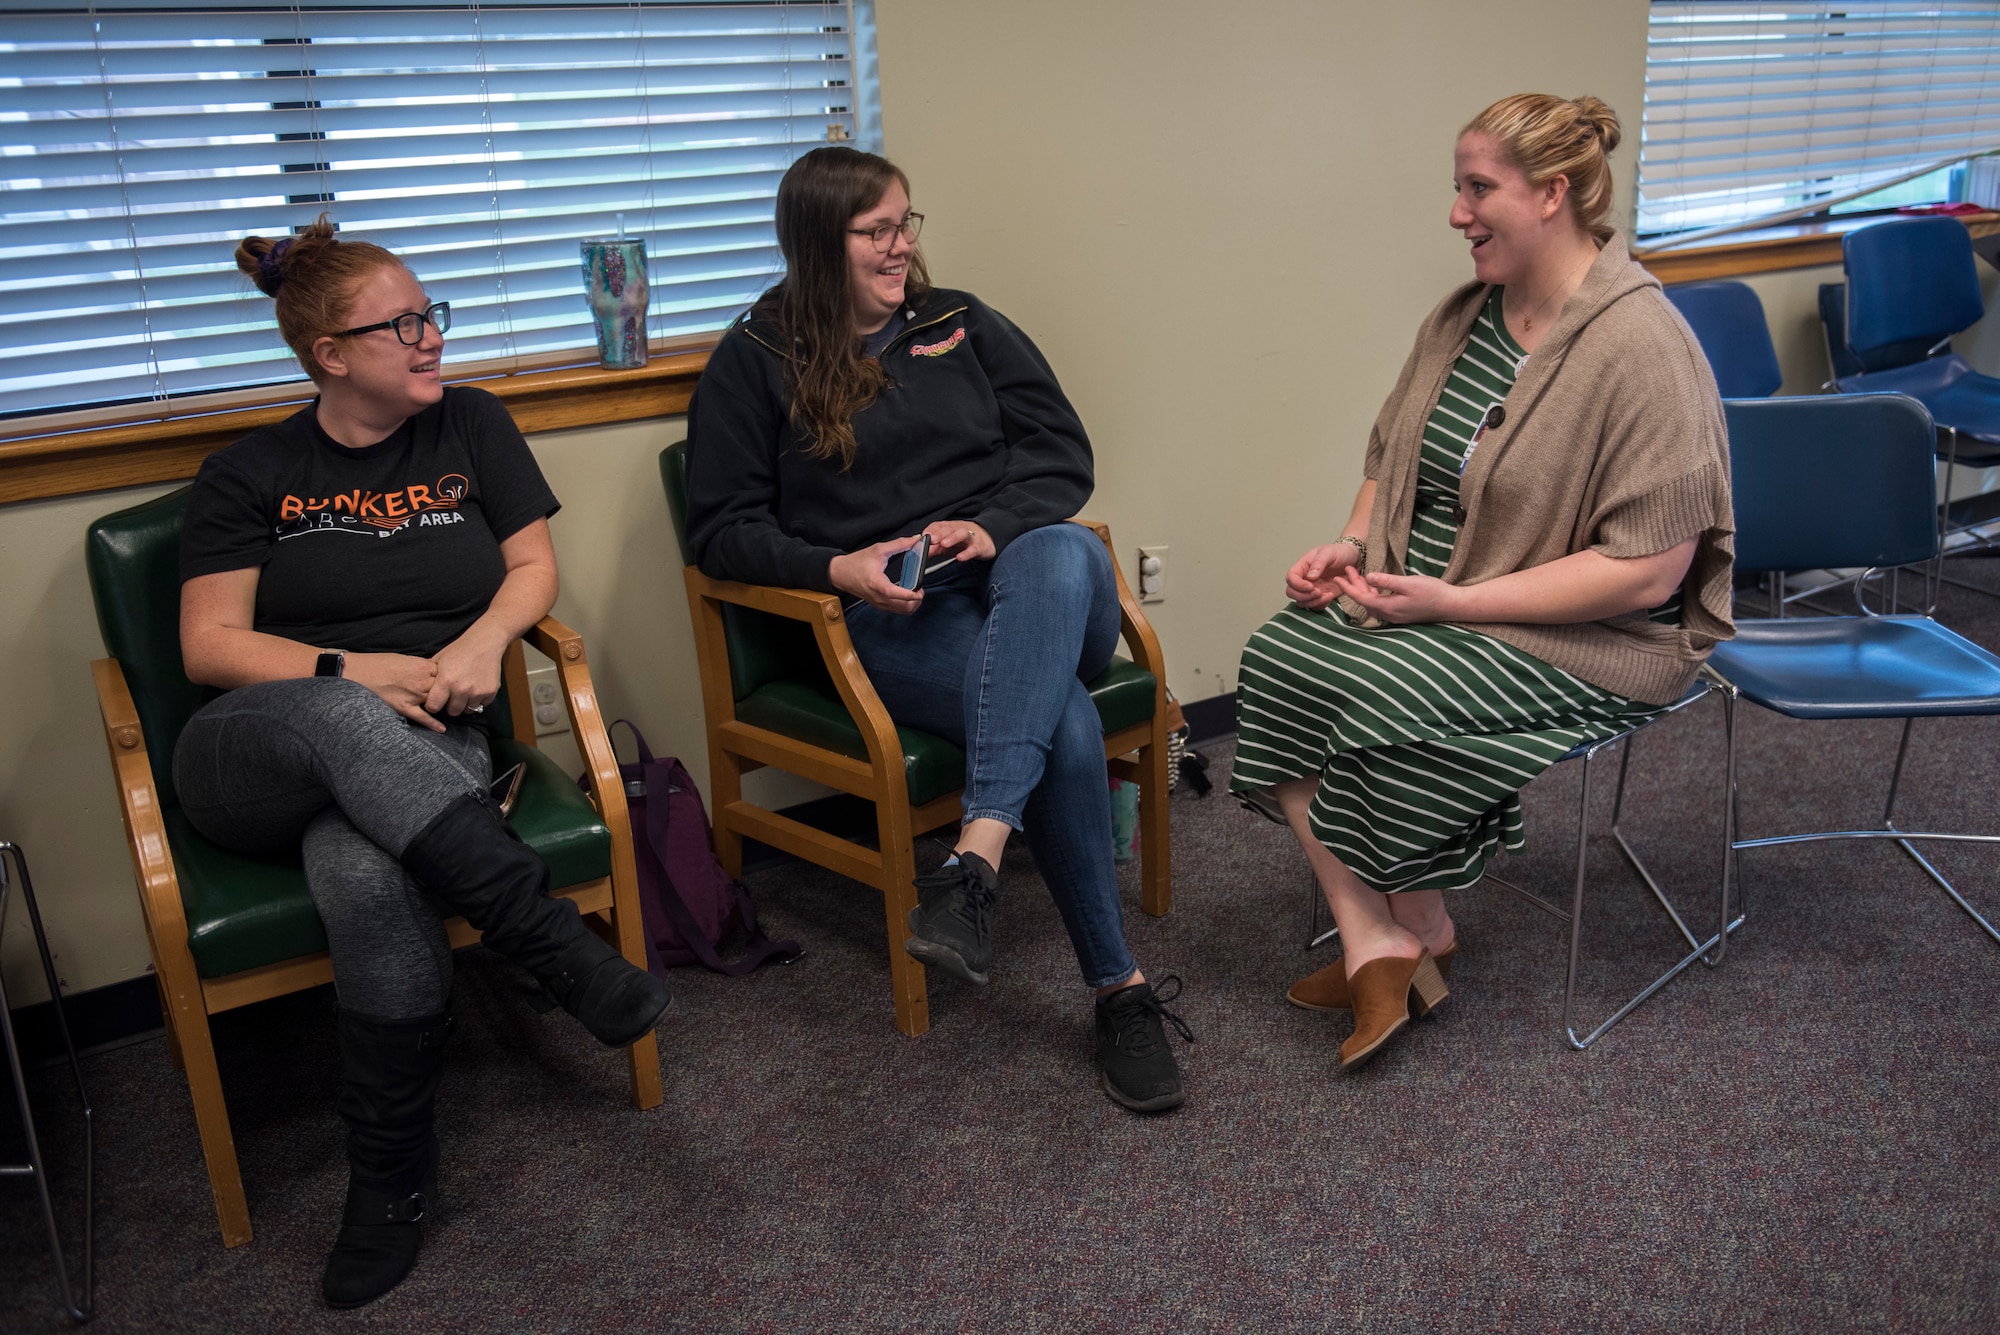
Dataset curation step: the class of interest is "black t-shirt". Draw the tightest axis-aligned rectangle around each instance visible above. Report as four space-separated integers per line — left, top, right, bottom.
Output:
180 386 559 658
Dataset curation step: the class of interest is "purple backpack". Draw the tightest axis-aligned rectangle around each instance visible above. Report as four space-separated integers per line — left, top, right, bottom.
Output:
592 721 801 977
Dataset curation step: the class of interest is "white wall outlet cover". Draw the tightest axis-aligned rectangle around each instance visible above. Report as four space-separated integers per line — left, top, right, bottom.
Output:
1137 545 1168 603
522 664 571 737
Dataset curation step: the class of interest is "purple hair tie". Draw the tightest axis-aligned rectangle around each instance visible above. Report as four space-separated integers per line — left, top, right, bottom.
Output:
258 237 293 291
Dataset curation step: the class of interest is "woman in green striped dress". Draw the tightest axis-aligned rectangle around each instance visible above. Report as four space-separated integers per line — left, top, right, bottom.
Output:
1233 93 1735 1072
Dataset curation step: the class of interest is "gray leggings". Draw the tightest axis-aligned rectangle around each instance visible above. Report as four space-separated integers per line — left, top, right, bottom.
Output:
173 678 489 1020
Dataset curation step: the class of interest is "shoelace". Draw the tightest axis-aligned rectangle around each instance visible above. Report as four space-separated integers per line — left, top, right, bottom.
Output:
950 869 995 939
1113 974 1195 1054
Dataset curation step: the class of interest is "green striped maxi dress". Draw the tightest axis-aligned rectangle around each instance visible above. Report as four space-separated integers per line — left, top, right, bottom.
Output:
1232 289 1672 895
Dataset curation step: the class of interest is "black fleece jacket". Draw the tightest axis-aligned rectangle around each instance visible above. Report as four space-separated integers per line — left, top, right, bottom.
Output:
683 287 1094 592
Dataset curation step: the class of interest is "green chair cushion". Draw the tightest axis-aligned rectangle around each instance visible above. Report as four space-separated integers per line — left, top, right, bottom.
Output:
167 809 324 981
737 681 970 808
734 656 1157 810
1087 656 1159 737
489 738 613 889
171 742 611 980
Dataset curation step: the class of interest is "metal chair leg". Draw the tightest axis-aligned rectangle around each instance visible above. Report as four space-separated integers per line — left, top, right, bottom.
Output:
1728 698 2000 949
0 843 94 1323
1484 687 1737 1049
1560 726 1740 1051
1880 717 2000 947
1304 871 1339 951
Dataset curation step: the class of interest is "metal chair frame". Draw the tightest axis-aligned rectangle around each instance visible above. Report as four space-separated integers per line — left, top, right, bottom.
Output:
1305 684 1736 1049
1 842 94 1323
1712 569 2000 952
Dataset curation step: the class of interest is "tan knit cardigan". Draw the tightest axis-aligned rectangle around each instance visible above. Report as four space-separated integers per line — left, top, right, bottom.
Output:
1345 232 1736 705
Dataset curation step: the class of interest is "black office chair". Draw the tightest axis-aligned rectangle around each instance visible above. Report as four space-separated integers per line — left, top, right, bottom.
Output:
1709 393 2000 957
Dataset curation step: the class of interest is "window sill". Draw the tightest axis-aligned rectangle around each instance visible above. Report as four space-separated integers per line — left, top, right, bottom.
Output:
1634 210 2000 284
0 338 717 506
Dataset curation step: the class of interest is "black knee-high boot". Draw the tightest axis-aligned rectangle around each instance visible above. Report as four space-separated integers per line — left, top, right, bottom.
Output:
324 1008 450 1309
399 792 671 1047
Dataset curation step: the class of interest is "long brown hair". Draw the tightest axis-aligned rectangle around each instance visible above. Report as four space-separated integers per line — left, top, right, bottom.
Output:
234 215 404 381
754 147 932 468
1462 94 1623 242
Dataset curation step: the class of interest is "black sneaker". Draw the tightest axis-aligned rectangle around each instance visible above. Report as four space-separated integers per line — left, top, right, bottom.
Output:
904 852 999 985
1094 976 1193 1113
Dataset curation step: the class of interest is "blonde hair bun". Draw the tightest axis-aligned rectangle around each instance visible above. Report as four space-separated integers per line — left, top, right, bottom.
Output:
1464 93 1623 241
1570 95 1622 155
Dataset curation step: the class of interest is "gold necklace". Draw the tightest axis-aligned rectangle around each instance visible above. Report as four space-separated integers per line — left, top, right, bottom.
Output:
1515 251 1594 333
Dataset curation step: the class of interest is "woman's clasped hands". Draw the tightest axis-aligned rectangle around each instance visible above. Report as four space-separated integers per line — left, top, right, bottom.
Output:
1331 566 1465 624
1286 541 1466 625
344 625 508 732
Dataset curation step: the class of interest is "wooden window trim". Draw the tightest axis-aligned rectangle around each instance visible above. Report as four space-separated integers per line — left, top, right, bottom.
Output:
0 337 717 506
1636 210 2000 285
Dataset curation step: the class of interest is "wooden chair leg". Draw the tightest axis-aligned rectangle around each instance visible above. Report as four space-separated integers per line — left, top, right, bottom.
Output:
624 1032 664 1110
170 991 253 1247
883 890 929 1037
710 752 747 880
1137 733 1173 918
153 969 185 1073
876 804 929 1037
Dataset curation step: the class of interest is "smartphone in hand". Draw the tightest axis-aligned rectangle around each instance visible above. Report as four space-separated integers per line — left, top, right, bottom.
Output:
888 533 932 591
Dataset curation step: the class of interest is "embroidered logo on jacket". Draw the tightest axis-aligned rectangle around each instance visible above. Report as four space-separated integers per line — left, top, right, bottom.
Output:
910 327 965 358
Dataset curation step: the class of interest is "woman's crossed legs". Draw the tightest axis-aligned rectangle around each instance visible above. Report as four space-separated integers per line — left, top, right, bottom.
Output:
847 522 1134 989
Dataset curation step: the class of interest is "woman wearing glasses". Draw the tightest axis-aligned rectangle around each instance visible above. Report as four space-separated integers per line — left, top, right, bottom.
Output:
685 147 1193 1114
172 218 670 1308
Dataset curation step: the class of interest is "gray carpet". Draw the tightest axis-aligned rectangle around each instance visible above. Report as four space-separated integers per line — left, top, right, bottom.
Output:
5 563 1999 1333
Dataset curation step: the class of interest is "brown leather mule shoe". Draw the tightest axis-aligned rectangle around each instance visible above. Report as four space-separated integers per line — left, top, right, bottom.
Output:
1337 950 1449 1072
1286 938 1458 1011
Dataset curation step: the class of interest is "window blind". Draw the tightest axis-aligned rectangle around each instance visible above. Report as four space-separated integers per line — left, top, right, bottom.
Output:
1639 0 2000 236
0 0 875 419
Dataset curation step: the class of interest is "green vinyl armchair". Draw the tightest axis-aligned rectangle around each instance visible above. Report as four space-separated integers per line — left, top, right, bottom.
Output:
85 485 661 1249
660 440 1173 1038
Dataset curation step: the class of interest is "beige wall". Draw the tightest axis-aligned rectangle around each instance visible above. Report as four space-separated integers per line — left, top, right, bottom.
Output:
15 0 1980 1005
874 0 1650 699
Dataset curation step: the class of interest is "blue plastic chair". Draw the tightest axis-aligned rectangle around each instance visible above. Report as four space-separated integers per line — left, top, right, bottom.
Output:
1829 218 2000 590
1708 393 2000 956
1664 280 1783 398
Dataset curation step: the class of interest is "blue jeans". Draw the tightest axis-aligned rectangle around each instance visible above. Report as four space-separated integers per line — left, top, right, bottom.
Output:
845 523 1136 989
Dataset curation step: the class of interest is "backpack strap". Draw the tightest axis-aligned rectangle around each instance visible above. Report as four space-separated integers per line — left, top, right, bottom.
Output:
607 718 658 768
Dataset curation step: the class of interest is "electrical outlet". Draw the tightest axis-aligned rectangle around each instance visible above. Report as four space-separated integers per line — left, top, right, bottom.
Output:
523 663 570 737
1137 545 1168 603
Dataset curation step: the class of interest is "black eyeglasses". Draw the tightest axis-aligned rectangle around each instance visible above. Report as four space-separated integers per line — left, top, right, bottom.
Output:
333 301 451 345
847 213 923 252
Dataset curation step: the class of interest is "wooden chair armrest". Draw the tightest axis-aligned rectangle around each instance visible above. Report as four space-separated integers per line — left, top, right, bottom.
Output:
523 618 646 967
1073 519 1170 689
524 616 626 826
90 657 193 968
682 567 846 624
680 567 908 798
